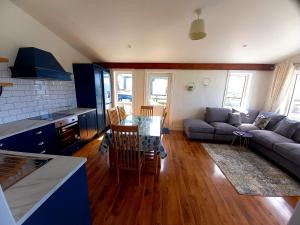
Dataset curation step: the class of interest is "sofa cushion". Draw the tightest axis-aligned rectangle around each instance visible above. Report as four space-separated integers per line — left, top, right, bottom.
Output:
249 130 295 149
274 118 300 139
183 119 215 133
210 122 238 135
256 112 286 130
273 143 300 167
228 113 242 126
205 107 231 123
237 123 259 132
254 115 271 129
292 127 300 143
232 108 259 124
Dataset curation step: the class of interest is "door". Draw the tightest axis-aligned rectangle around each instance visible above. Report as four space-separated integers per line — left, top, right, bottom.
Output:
86 111 97 138
114 71 133 114
103 70 112 110
146 73 172 126
94 66 106 133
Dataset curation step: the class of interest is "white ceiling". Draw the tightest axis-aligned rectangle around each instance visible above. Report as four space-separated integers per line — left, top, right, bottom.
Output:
11 0 300 63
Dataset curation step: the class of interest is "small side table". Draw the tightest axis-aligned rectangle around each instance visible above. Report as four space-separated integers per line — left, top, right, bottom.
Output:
231 131 253 149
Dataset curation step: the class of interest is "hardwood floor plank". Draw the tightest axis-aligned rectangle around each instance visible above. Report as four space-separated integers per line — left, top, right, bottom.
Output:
75 131 298 225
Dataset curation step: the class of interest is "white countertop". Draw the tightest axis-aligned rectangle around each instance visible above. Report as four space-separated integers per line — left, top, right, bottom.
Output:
0 150 87 225
0 108 96 140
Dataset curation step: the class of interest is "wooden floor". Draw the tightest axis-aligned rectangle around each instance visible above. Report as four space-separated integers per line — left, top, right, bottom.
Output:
74 131 299 225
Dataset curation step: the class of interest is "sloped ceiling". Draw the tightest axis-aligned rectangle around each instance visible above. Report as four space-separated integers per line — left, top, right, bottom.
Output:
11 0 300 63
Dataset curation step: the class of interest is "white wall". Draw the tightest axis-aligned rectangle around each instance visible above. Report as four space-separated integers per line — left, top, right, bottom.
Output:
288 53 300 63
0 0 91 124
0 0 90 71
114 69 274 130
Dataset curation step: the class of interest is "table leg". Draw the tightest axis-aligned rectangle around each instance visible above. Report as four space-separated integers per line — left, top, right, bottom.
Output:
239 136 242 149
231 135 237 145
244 137 249 149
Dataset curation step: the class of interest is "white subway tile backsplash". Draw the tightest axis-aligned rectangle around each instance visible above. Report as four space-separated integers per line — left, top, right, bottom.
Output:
0 62 77 124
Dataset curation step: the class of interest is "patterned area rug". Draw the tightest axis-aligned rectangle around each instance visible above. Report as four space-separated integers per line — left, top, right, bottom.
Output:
202 143 300 196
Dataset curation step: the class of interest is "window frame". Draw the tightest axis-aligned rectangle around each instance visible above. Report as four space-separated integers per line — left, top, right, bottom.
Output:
222 72 250 108
288 72 300 119
113 70 134 114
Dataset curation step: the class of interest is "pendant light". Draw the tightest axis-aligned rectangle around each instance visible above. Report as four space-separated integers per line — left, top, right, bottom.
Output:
189 9 206 40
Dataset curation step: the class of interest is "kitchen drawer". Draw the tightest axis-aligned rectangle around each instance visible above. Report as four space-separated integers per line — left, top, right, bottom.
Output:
0 136 20 151
0 124 59 154
24 124 56 139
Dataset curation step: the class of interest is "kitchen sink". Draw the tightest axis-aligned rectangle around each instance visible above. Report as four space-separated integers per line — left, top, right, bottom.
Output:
0 153 52 191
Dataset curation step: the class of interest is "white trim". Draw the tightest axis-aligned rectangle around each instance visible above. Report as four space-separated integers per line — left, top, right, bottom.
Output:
112 70 134 114
144 70 174 128
288 73 300 119
222 71 251 109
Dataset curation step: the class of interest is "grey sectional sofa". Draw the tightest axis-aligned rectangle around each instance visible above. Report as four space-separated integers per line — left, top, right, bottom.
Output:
184 107 300 179
184 107 259 141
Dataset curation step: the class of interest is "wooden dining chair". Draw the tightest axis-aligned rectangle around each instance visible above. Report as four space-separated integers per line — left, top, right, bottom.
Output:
144 146 159 175
140 105 153 116
111 125 144 184
162 107 167 118
160 111 168 138
107 108 120 125
117 105 127 122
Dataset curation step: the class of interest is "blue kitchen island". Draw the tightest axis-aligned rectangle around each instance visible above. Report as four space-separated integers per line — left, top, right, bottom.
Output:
0 150 92 225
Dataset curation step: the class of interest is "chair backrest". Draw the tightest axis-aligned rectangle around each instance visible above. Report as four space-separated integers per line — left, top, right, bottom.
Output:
161 111 167 128
161 111 167 137
107 108 120 125
140 105 153 116
162 107 167 117
117 106 127 121
111 125 141 169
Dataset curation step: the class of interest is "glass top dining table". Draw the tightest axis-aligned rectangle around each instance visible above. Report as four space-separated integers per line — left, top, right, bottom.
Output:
120 115 162 137
100 115 167 158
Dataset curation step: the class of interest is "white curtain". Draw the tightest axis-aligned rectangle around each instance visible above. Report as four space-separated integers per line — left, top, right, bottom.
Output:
265 61 295 114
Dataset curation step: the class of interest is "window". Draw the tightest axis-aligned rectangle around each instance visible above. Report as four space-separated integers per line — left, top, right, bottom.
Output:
223 72 250 108
115 72 133 114
288 73 300 120
150 77 168 106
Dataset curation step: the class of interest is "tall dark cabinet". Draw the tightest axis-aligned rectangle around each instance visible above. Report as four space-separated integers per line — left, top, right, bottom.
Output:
73 64 111 134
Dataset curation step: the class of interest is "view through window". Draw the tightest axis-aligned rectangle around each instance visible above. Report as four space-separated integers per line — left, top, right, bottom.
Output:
288 73 300 120
115 73 133 114
223 73 250 108
150 77 168 106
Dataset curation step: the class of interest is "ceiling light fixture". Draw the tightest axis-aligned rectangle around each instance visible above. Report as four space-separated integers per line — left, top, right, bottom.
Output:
189 8 206 40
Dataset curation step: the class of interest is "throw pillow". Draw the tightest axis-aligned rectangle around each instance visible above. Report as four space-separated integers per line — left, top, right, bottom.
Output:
292 127 300 143
232 108 259 124
257 112 286 130
254 115 271 129
274 118 300 139
228 113 242 126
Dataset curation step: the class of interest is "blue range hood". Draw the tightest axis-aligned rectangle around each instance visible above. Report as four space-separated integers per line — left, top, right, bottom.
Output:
10 47 72 81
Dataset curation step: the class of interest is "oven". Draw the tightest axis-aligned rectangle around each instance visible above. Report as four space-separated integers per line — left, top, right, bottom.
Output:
55 115 80 151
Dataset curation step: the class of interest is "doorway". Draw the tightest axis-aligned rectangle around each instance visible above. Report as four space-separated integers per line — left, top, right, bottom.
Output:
114 71 133 114
145 73 172 126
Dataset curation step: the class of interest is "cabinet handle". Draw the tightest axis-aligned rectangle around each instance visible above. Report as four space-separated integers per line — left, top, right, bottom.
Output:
40 150 46 154
37 141 45 146
35 131 43 135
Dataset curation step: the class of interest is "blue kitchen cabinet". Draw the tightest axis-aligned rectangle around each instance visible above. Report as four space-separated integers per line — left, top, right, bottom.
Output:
23 165 92 225
0 124 59 154
73 64 109 134
79 111 98 142
0 135 18 150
